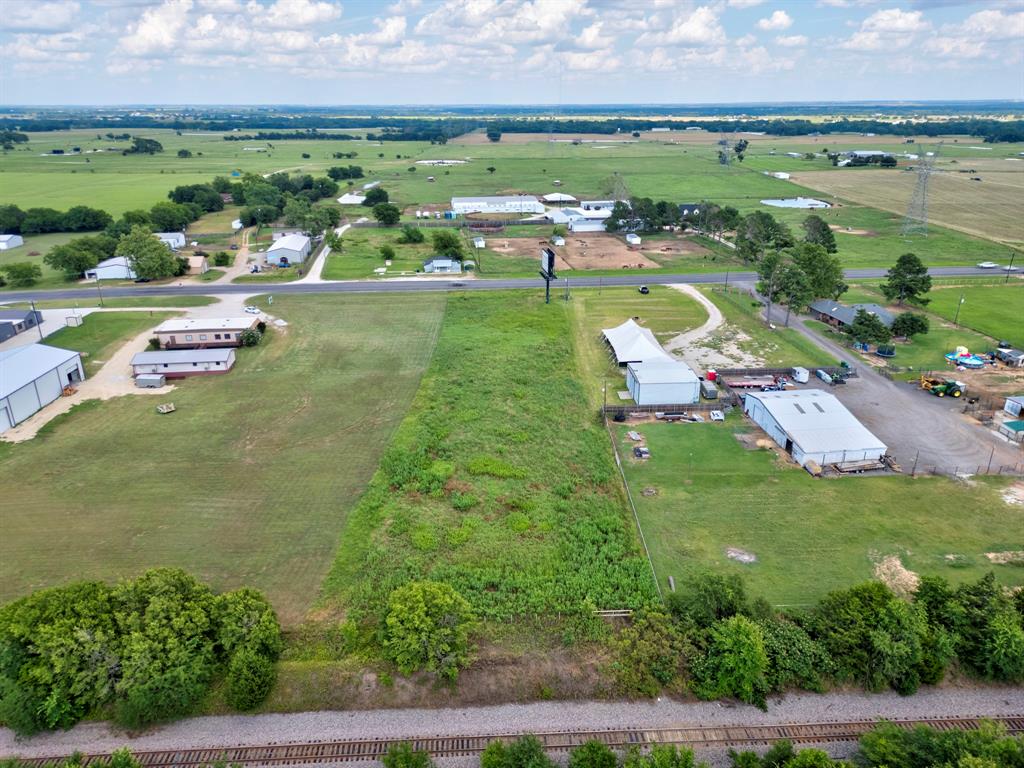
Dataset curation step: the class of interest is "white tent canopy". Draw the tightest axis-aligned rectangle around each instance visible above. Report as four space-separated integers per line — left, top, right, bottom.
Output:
602 319 674 365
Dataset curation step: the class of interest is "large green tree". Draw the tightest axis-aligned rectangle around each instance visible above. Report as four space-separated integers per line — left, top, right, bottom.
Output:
778 262 814 326
44 235 117 278
891 313 929 339
0 262 42 286
801 214 837 253
372 203 401 226
0 203 25 234
845 309 892 345
431 228 465 257
382 581 475 680
789 242 846 300
736 211 793 263
116 226 179 279
881 252 931 305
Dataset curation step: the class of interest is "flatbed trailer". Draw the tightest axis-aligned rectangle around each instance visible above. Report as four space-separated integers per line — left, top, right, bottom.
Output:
723 376 777 389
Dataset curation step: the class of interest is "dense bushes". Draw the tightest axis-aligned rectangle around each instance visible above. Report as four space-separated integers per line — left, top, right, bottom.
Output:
0 204 111 234
615 571 1023 703
0 569 282 734
383 580 475 681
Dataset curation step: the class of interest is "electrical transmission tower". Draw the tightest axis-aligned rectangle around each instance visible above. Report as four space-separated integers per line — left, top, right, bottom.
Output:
718 127 735 166
901 142 943 237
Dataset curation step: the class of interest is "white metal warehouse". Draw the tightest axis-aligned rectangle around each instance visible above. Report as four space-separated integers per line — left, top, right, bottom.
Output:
0 344 84 433
266 234 312 266
626 360 699 405
743 389 887 468
450 196 545 215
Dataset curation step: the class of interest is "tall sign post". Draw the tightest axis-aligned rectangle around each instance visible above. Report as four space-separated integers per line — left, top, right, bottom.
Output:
539 247 557 305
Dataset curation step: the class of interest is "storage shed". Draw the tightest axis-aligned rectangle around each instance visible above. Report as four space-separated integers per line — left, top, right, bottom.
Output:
85 256 136 281
266 234 312 266
131 348 236 379
743 389 887 469
156 232 186 250
626 360 699 405
1004 395 1024 417
996 349 1024 368
0 309 43 343
0 343 84 433
0 234 24 250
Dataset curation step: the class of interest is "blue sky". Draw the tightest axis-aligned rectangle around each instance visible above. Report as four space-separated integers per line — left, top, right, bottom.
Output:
1 0 1022 105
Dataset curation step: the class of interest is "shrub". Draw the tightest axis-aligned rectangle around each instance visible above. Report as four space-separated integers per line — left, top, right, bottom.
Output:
622 744 700 768
225 648 276 711
692 615 769 709
610 612 686 696
757 618 833 693
569 742 617 768
381 244 396 261
213 251 232 267
666 572 748 629
431 229 464 257
363 187 389 206
240 328 262 346
383 581 475 680
216 587 283 659
398 225 425 243
382 743 435 768
373 203 401 226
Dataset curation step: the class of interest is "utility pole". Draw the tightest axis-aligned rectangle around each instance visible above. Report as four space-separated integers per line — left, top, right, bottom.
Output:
953 292 964 327
94 273 104 307
31 299 44 340
1006 251 1017 284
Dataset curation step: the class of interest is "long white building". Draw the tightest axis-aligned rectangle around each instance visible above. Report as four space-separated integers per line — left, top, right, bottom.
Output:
450 196 545 215
0 344 85 433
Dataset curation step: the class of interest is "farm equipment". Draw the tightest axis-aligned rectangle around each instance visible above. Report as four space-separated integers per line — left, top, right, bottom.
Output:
920 376 966 398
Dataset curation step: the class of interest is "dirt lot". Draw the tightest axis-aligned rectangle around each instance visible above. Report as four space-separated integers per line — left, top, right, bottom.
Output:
488 234 662 270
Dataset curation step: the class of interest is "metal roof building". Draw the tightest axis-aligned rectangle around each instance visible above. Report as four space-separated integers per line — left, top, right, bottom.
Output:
131 347 236 378
626 360 699 405
0 343 84 433
450 196 545 215
743 389 887 469
809 300 895 329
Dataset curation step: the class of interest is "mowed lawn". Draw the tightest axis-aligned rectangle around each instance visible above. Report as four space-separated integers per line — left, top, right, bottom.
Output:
44 311 175 375
619 420 1024 606
0 293 446 624
926 283 1024 349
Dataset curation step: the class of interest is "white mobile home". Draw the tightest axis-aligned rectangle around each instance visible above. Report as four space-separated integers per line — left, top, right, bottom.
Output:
85 257 136 281
743 389 886 469
626 360 699 405
422 258 461 274
266 233 311 266
131 348 235 379
154 316 258 349
0 344 84 433
0 234 24 250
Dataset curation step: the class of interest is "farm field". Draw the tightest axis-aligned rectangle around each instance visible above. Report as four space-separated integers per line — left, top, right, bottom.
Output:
3 128 1017 277
323 227 436 279
319 291 657 633
790 164 1024 245
0 292 447 624
44 311 175 375
617 419 1024 607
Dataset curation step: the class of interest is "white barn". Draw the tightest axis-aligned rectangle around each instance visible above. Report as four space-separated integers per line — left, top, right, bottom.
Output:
0 344 84 433
85 256 136 281
743 389 887 469
156 232 186 250
0 234 24 250
450 196 545 215
266 233 312 266
626 360 699 405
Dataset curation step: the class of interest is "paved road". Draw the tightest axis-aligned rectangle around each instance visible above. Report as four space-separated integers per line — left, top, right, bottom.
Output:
0 266 999 304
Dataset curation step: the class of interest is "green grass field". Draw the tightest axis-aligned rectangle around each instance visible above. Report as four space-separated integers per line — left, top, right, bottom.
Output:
2 128 1015 277
618 419 1024 606
323 227 435 279
0 293 446 625
319 291 657 629
1 296 216 309
44 311 175 374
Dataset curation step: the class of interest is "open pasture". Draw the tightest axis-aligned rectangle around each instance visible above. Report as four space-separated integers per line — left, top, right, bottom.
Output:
618 420 1024 606
0 292 446 624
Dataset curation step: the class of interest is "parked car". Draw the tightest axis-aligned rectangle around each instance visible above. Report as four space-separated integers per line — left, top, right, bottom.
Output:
638 285 650 294
244 305 260 314
133 277 152 283
230 244 240 250
976 261 999 269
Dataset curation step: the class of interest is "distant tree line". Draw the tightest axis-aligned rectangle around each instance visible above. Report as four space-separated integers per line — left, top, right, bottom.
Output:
0 203 111 235
0 569 283 734
7 112 1022 142
224 130 361 141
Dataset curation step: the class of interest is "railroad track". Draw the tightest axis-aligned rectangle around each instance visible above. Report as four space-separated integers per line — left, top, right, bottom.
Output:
14 716 1024 768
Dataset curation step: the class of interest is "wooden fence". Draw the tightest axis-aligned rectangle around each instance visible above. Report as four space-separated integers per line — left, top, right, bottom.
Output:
601 399 738 416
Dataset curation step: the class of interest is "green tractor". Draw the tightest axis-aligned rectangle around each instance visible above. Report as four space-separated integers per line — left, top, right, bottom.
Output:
920 375 967 398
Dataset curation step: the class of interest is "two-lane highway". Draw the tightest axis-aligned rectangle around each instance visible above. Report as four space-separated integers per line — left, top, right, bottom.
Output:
0 266 1003 304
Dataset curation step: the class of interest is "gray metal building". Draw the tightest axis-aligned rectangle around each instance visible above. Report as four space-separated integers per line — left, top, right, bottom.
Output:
0 343 84 433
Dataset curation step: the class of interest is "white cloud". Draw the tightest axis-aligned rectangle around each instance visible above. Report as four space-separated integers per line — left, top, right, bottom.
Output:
0 29 93 71
387 0 422 13
922 36 986 59
756 10 792 31
638 6 725 46
862 8 927 33
576 21 613 50
197 0 242 11
195 13 218 35
362 16 407 45
256 0 341 28
955 9 1024 42
0 0 80 31
117 0 193 57
775 34 808 47
727 0 764 7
